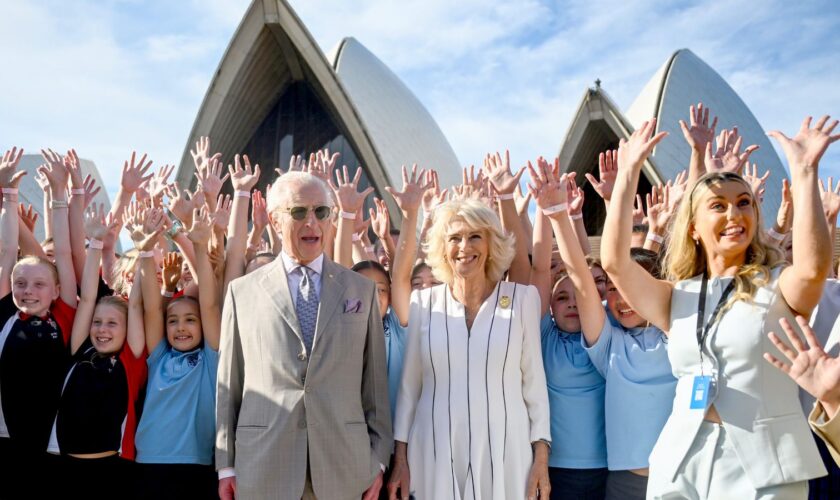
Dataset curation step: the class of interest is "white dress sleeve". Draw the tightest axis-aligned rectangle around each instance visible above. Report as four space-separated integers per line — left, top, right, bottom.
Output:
393 288 426 442
518 284 552 443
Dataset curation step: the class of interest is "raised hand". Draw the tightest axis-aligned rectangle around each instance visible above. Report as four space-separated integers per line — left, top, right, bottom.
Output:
513 184 532 217
83 203 114 240
632 194 646 226
385 164 429 215
369 198 391 241
148 164 176 202
769 115 840 173
187 205 214 246
34 171 49 192
82 174 101 209
126 203 165 251
278 153 306 177
483 150 526 195
647 184 674 235
819 177 840 221
213 194 233 232
64 148 84 189
743 163 770 201
585 150 618 202
40 148 71 192
251 189 269 231
228 154 261 192
161 252 183 291
765 316 840 417
679 102 718 153
0 147 26 188
190 136 212 172
668 169 688 211
421 170 447 215
617 119 668 173
527 156 569 212
18 204 38 232
306 149 339 183
775 179 794 234
567 174 585 217
120 151 154 193
164 183 193 227
704 127 759 175
329 165 374 213
195 157 229 202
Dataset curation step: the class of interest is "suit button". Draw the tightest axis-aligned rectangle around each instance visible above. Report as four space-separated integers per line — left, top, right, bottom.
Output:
298 353 307 361
299 421 307 429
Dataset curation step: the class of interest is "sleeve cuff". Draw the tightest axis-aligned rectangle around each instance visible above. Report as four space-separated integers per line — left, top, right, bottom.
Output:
218 467 236 480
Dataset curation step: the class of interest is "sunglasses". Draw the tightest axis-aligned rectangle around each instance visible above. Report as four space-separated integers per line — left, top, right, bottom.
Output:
281 205 333 221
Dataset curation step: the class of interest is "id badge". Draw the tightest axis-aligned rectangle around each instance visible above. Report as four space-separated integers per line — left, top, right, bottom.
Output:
689 375 713 410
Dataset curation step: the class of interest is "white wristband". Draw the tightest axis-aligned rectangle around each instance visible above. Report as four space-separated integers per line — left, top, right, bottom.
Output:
162 290 174 298
497 193 515 201
340 211 356 220
542 203 568 215
1 188 18 195
767 227 786 242
138 250 155 259
646 232 664 244
364 245 374 253
234 190 251 198
88 239 104 250
569 213 583 220
352 234 361 242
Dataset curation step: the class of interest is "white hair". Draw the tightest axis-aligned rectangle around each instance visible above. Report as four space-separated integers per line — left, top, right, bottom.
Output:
267 171 333 215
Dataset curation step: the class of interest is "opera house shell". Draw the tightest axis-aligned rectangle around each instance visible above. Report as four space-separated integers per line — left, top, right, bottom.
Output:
559 48 787 235
175 0 461 228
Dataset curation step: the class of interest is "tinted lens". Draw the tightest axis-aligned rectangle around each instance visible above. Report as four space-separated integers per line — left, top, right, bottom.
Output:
289 206 308 220
314 206 332 220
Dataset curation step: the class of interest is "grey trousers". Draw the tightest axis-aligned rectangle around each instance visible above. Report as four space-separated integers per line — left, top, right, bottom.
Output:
647 421 808 499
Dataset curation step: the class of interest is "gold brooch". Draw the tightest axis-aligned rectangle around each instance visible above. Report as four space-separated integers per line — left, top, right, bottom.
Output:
499 296 511 309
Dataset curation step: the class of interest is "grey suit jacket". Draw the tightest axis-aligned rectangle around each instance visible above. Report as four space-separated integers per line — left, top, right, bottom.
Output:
216 257 393 500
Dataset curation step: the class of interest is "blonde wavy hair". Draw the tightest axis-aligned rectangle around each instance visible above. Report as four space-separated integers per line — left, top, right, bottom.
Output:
664 172 783 307
424 199 515 285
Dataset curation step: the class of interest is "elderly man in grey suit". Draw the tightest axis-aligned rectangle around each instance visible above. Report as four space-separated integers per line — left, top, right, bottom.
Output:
216 171 392 500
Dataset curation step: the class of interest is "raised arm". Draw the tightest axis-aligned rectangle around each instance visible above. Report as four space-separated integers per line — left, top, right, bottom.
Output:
820 177 840 278
644 184 675 254
704 127 759 176
485 150 530 284
385 165 428 326
111 152 153 222
417 170 447 262
529 159 605 345
127 203 167 354
529 208 554 316
188 206 221 350
65 149 89 281
370 197 395 268
566 173 591 255
330 166 374 268
0 148 26 297
772 116 838 316
39 149 77 306
600 121 673 332
585 150 618 210
17 204 47 259
679 103 717 187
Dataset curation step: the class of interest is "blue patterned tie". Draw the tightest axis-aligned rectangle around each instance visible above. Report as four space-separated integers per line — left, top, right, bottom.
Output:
296 266 318 353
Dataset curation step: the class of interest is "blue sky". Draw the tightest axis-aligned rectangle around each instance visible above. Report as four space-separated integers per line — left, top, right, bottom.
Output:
2 0 839 212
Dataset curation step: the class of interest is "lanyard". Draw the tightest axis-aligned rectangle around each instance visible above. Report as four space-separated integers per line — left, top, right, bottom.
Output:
696 272 735 375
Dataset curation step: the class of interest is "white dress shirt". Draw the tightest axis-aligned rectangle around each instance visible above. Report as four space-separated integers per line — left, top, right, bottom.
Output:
280 251 324 308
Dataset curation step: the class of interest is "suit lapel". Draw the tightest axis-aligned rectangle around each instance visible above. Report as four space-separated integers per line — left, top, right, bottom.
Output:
258 259 304 344
313 259 346 353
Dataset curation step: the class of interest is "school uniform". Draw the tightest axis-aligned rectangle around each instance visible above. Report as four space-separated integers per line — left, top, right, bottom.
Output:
647 270 826 499
541 312 608 499
582 316 677 500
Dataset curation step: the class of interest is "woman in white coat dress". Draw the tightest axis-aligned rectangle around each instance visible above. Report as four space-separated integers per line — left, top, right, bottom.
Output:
600 113 838 499
388 198 552 500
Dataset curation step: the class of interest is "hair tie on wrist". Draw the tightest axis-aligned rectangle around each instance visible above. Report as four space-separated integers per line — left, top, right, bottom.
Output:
496 193 515 201
569 213 583 220
351 233 361 242
542 203 568 215
88 239 104 250
49 200 68 209
138 250 155 258
234 190 251 198
767 228 786 242
646 232 664 244
1 188 19 195
340 211 356 220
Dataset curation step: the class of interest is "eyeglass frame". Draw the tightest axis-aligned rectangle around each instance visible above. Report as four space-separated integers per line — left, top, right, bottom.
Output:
277 205 334 221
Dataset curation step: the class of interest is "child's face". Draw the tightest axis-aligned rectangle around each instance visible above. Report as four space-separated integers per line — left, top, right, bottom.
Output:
410 267 440 291
358 268 390 318
550 278 580 333
166 300 202 352
90 304 127 355
12 263 59 317
606 279 646 329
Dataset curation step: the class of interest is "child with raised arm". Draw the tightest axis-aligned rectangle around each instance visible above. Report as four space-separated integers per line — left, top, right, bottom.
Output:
529 157 676 500
0 148 77 497
529 187 607 499
134 205 221 499
47 203 146 497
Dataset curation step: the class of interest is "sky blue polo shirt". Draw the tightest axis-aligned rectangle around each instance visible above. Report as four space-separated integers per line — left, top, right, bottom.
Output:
384 307 407 421
541 314 607 469
135 342 219 465
583 320 676 471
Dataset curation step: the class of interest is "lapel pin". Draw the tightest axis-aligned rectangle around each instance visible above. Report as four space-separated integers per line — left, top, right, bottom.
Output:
499 296 511 309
